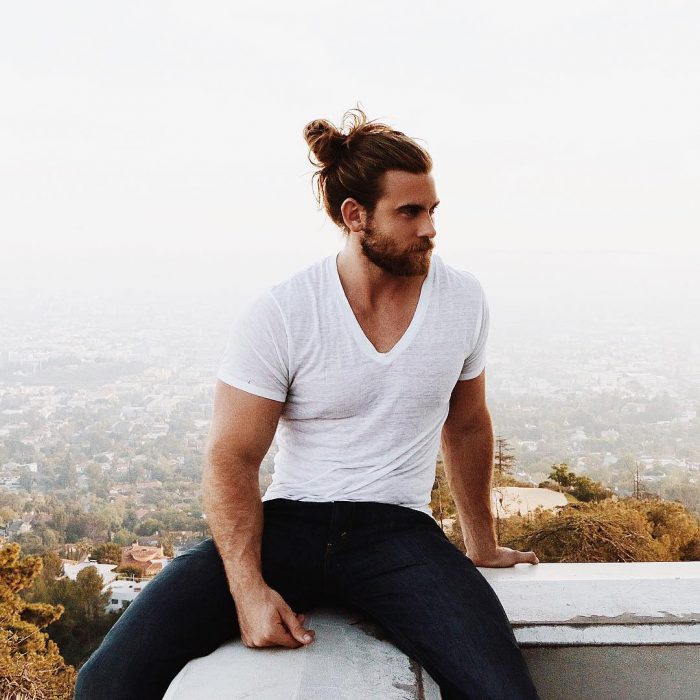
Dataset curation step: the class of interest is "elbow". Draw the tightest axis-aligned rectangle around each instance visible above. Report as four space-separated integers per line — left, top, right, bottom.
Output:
441 422 494 459
201 442 229 510
201 456 217 512
201 440 260 501
201 442 218 487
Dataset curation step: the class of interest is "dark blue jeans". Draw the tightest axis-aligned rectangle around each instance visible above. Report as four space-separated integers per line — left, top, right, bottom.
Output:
75 499 539 699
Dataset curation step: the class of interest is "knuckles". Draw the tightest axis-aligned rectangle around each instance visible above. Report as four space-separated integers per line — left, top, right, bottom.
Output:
242 632 300 649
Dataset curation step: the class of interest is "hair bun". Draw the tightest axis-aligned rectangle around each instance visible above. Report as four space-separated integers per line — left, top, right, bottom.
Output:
303 119 346 168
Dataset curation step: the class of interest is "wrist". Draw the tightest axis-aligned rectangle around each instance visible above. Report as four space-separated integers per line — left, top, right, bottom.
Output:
224 564 266 598
466 545 497 559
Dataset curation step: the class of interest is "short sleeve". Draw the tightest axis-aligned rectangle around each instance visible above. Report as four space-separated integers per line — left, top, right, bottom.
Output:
216 292 289 402
458 284 489 381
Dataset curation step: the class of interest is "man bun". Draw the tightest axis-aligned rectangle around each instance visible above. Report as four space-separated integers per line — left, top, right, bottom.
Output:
303 119 346 168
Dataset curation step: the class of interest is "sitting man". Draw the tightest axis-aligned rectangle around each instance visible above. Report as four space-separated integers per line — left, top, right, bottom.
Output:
76 108 540 700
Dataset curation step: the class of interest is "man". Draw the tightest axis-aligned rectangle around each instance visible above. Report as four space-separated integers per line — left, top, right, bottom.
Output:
76 109 540 700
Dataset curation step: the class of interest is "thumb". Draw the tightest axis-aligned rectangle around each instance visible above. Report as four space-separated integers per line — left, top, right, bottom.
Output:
519 550 539 565
281 607 314 644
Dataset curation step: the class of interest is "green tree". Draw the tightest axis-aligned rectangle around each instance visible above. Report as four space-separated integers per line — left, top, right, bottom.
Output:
548 463 576 489
116 565 142 579
55 458 78 489
91 542 123 565
39 567 118 668
112 529 138 546
0 543 75 698
570 474 612 502
494 436 517 483
542 464 612 502
13 532 45 556
135 518 160 536
65 513 108 543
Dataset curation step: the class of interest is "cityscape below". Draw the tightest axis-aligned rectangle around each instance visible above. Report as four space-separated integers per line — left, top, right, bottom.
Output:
2 254 698 522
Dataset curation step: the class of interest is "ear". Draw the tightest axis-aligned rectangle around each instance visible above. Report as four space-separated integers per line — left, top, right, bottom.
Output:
340 198 368 233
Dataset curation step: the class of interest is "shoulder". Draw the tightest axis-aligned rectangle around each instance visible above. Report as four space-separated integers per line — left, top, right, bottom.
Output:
267 255 333 311
433 254 486 300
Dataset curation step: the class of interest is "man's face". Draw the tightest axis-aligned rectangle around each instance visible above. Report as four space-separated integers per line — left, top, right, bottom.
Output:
359 170 439 277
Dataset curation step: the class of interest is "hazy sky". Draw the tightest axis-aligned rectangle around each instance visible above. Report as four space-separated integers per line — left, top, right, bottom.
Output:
2 1 699 302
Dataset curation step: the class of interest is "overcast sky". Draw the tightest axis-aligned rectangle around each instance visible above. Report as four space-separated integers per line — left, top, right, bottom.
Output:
1 1 698 307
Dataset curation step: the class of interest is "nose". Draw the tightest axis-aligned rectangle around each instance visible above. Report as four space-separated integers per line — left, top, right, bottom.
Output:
419 213 437 239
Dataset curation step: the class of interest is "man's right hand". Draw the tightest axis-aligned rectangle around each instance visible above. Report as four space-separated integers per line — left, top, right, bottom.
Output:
234 584 315 649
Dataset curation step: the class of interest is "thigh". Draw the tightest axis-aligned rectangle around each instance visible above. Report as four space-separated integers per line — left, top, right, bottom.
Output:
75 538 238 700
327 514 539 700
77 503 327 700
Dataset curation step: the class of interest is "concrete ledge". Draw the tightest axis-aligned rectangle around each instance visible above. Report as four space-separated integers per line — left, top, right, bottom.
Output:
165 562 700 700
480 561 700 646
163 608 441 700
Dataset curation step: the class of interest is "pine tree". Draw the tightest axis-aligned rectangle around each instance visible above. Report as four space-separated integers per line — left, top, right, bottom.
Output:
0 543 75 699
493 436 517 484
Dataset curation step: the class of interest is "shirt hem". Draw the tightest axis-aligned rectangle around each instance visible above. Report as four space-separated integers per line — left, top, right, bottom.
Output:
217 373 287 402
458 363 486 381
262 492 433 516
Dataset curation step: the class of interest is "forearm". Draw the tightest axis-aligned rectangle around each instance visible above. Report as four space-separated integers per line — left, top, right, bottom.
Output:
202 455 265 597
440 425 497 558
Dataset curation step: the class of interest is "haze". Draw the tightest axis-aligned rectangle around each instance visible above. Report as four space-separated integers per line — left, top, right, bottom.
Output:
1 1 698 322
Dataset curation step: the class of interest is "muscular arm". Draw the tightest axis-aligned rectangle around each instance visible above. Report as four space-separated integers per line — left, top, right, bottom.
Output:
441 371 538 567
203 379 314 647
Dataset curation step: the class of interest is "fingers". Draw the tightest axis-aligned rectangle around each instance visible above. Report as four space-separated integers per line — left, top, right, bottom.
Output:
280 606 315 645
250 608 315 649
237 596 314 649
471 547 539 567
518 550 539 565
241 616 301 649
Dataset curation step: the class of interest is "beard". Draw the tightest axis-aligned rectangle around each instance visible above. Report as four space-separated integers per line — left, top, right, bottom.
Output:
360 219 434 277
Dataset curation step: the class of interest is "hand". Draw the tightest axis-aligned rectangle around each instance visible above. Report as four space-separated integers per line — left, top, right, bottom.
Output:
234 584 316 649
468 546 539 568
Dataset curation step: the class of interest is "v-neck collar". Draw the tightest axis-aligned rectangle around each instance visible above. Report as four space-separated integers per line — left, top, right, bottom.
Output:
328 252 436 364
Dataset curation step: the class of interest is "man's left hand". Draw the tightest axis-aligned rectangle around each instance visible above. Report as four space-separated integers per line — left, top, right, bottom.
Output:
468 546 539 568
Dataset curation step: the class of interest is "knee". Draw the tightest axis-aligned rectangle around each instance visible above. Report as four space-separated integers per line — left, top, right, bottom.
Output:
74 653 104 700
74 648 133 700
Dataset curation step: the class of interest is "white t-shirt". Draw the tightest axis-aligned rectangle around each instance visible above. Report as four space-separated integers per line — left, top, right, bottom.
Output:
217 252 489 515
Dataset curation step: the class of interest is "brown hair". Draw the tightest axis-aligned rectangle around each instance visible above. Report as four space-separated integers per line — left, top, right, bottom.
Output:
303 107 432 230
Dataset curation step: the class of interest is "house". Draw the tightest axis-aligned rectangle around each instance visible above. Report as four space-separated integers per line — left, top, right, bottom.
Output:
63 561 119 586
121 543 171 576
106 579 151 612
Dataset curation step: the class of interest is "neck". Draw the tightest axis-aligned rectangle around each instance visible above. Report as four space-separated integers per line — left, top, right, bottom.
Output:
336 238 429 309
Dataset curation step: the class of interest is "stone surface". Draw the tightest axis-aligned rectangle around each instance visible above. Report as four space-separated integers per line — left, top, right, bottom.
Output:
164 562 700 699
163 608 440 700
524 645 700 700
480 561 700 644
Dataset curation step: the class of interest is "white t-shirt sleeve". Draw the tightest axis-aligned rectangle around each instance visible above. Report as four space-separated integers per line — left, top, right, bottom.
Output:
458 284 489 381
216 291 289 402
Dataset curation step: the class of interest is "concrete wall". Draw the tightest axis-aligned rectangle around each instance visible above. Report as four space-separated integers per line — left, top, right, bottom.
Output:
524 645 700 700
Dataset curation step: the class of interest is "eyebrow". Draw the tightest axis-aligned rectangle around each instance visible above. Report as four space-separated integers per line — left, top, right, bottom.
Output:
395 201 441 213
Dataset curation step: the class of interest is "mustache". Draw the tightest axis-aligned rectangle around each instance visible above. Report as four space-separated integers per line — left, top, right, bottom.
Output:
411 239 434 253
